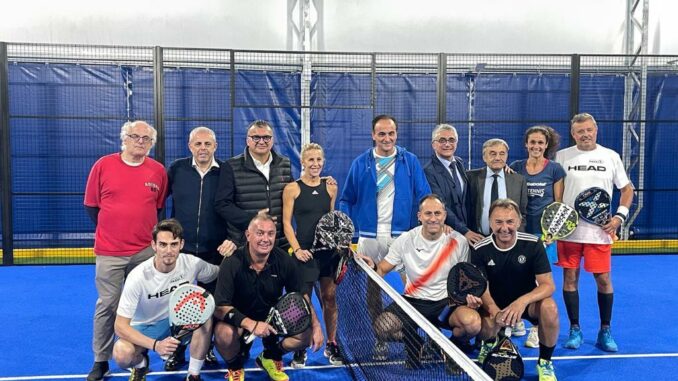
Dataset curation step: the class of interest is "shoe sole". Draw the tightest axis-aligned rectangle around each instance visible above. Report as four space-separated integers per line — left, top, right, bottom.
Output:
524 342 539 348
86 371 110 381
595 343 618 352
290 361 306 369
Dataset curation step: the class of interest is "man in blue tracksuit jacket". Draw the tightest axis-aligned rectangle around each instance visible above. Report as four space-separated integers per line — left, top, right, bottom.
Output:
339 115 431 280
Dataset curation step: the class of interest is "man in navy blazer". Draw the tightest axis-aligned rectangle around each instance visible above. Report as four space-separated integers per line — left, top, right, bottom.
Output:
424 124 484 245
466 138 528 236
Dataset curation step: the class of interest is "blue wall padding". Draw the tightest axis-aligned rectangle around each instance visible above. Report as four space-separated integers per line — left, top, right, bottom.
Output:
6 62 678 245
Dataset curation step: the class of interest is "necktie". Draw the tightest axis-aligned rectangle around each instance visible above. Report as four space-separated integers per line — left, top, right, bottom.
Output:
490 173 499 206
449 162 462 196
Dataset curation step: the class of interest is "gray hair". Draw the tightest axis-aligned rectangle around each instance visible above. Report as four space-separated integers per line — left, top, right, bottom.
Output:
431 123 458 141
489 198 523 221
189 126 216 142
482 138 509 154
119 121 157 152
571 112 597 128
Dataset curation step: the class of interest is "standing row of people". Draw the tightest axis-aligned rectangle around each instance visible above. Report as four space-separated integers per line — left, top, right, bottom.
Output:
84 112 633 381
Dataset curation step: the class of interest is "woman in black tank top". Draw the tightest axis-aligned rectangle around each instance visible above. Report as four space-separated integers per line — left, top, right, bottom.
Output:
282 143 345 366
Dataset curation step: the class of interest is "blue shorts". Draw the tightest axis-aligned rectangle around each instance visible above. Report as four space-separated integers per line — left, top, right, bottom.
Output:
132 317 171 340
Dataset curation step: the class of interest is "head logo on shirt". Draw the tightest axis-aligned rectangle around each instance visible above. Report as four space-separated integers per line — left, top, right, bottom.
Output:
517 255 527 264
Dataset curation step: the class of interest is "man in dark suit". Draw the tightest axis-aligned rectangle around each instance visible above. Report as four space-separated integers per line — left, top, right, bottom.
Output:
467 138 528 236
424 124 484 245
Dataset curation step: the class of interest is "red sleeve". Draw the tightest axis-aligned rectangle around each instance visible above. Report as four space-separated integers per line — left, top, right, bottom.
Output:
155 168 169 209
84 160 102 207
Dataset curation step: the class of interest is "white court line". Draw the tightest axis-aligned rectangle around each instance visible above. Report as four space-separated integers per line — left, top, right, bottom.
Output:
2 353 678 381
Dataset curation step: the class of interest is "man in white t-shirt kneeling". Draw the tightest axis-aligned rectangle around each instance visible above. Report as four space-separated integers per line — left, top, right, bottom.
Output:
113 219 234 381
360 194 481 368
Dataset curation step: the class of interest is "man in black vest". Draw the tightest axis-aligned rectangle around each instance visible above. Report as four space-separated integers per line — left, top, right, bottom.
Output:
214 120 292 249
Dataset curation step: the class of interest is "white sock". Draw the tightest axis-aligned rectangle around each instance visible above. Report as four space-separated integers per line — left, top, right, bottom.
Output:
134 356 147 369
187 357 205 375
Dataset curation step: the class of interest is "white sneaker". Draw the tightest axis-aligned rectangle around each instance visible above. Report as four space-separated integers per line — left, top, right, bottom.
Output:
513 320 527 336
525 325 539 348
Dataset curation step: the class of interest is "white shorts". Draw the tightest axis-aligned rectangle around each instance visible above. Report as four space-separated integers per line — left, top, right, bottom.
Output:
358 234 403 272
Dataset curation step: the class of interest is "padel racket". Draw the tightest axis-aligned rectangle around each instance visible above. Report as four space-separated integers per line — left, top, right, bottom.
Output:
334 248 351 285
447 262 487 305
574 187 618 240
311 210 355 254
482 327 524 381
243 292 312 344
169 284 215 341
438 261 487 323
540 202 578 241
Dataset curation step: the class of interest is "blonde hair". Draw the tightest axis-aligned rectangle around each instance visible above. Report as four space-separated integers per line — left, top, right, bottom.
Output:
301 143 324 159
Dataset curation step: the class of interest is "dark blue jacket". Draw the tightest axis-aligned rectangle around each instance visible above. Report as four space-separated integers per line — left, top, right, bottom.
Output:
167 157 228 265
424 154 472 234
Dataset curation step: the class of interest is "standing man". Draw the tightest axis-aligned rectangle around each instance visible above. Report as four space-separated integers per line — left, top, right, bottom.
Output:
472 199 559 381
339 114 431 284
213 214 320 381
362 195 482 364
467 138 528 236
424 124 484 245
165 126 232 370
555 113 634 352
84 121 168 381
214 120 292 249
113 219 221 381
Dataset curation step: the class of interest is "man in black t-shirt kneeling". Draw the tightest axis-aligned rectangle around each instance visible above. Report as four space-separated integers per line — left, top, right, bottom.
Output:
471 199 559 381
213 214 321 381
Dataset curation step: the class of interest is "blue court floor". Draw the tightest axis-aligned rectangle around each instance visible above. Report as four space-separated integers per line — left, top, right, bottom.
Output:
0 254 676 381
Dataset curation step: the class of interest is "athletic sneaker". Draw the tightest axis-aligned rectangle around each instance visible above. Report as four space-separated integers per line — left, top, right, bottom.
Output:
87 361 109 381
373 341 388 361
477 340 496 365
525 325 540 348
324 342 345 365
256 353 288 381
129 353 150 381
165 344 187 370
564 326 583 349
536 358 557 381
205 347 219 366
513 320 527 336
595 327 619 352
226 368 245 381
290 350 307 368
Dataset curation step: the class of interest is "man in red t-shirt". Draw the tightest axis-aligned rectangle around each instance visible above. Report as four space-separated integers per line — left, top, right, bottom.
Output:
84 121 168 381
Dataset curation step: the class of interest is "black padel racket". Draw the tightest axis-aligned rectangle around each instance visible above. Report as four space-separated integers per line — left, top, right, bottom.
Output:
482 327 524 381
169 284 215 341
438 261 487 323
311 210 355 254
243 292 312 344
574 187 618 240
540 202 578 241
447 262 487 305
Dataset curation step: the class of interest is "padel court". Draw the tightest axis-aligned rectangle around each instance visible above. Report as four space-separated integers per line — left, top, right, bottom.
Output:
0 253 675 381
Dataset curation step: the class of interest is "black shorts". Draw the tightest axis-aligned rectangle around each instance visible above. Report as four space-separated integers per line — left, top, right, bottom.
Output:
295 249 340 295
385 296 454 330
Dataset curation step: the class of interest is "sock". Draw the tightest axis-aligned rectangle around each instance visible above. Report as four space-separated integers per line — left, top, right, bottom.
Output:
562 290 580 327
538 343 555 362
263 342 285 361
226 354 244 370
597 292 614 327
134 355 147 369
187 357 204 376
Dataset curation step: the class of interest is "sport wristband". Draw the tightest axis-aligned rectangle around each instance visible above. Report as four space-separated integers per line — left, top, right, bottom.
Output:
616 205 629 219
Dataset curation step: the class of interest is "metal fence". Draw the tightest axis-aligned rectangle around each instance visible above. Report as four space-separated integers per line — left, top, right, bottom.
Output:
1 42 677 264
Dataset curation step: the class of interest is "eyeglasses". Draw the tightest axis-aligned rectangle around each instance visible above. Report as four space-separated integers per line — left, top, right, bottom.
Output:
248 135 273 143
127 134 153 143
434 137 457 144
